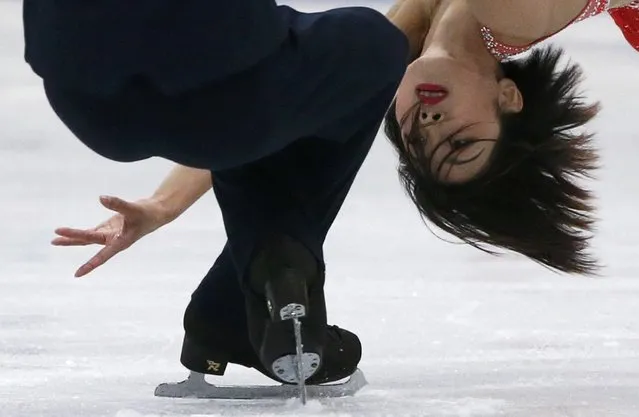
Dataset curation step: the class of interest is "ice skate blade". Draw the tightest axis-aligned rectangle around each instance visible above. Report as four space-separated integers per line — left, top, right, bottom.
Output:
154 369 368 400
272 352 320 384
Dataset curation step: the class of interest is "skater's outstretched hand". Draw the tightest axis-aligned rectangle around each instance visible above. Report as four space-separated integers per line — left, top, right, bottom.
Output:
52 195 169 277
52 165 213 277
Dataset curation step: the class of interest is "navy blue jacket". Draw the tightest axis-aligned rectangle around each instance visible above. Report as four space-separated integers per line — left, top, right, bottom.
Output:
23 0 288 94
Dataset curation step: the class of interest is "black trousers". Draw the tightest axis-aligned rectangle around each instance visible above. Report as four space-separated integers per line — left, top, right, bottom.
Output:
41 7 407 356
185 92 393 360
43 7 408 170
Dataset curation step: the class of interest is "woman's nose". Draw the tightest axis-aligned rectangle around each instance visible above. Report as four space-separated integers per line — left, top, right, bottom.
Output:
419 111 444 124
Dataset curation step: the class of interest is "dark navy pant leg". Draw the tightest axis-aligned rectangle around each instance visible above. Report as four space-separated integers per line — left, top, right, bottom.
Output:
211 79 399 288
39 5 408 363
183 242 260 367
185 79 398 359
41 7 408 171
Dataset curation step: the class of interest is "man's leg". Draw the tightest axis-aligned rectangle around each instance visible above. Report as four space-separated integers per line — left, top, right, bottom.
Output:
181 243 258 374
211 72 399 278
209 78 398 382
40 4 406 383
41 7 408 172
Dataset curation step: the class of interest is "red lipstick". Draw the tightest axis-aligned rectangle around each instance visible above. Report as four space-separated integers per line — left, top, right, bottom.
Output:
416 84 448 106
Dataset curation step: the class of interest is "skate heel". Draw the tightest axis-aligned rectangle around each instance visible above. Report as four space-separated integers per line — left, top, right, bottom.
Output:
261 272 322 381
180 335 229 376
262 270 322 392
264 268 309 322
247 235 327 404
262 316 322 405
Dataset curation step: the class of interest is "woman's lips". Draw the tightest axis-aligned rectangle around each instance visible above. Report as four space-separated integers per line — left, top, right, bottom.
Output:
416 84 448 106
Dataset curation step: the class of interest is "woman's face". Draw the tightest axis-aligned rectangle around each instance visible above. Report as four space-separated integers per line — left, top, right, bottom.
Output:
394 54 523 184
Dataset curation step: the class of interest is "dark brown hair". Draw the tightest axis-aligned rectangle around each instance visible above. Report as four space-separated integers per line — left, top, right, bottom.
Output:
385 46 600 274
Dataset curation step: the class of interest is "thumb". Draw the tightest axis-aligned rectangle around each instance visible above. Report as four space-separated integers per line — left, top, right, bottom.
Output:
99 195 136 215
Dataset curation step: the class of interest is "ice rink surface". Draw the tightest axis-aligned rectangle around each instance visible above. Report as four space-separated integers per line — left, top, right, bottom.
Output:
1 1 639 416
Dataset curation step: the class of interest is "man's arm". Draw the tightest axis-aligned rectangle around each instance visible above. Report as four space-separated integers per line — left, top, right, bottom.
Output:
150 165 213 224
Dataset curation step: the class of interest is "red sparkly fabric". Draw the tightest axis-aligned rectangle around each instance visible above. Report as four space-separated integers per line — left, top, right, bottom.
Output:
481 0 610 60
609 1 639 52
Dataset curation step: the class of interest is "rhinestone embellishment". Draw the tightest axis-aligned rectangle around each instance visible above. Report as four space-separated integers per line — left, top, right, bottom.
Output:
480 0 611 61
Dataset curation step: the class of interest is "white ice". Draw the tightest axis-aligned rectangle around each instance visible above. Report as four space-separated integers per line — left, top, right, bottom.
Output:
1 1 639 416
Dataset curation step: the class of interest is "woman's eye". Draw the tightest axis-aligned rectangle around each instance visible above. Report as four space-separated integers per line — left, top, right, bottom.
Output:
451 139 471 150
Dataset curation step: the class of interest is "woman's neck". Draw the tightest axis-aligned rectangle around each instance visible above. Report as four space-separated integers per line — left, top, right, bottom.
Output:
387 0 442 60
420 0 500 76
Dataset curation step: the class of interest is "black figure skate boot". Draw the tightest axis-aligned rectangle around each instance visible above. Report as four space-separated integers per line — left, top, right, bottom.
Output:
154 312 366 400
179 325 362 385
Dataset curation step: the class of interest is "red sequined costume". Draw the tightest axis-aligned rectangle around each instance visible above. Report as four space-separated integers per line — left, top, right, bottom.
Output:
480 0 639 60
609 1 639 51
